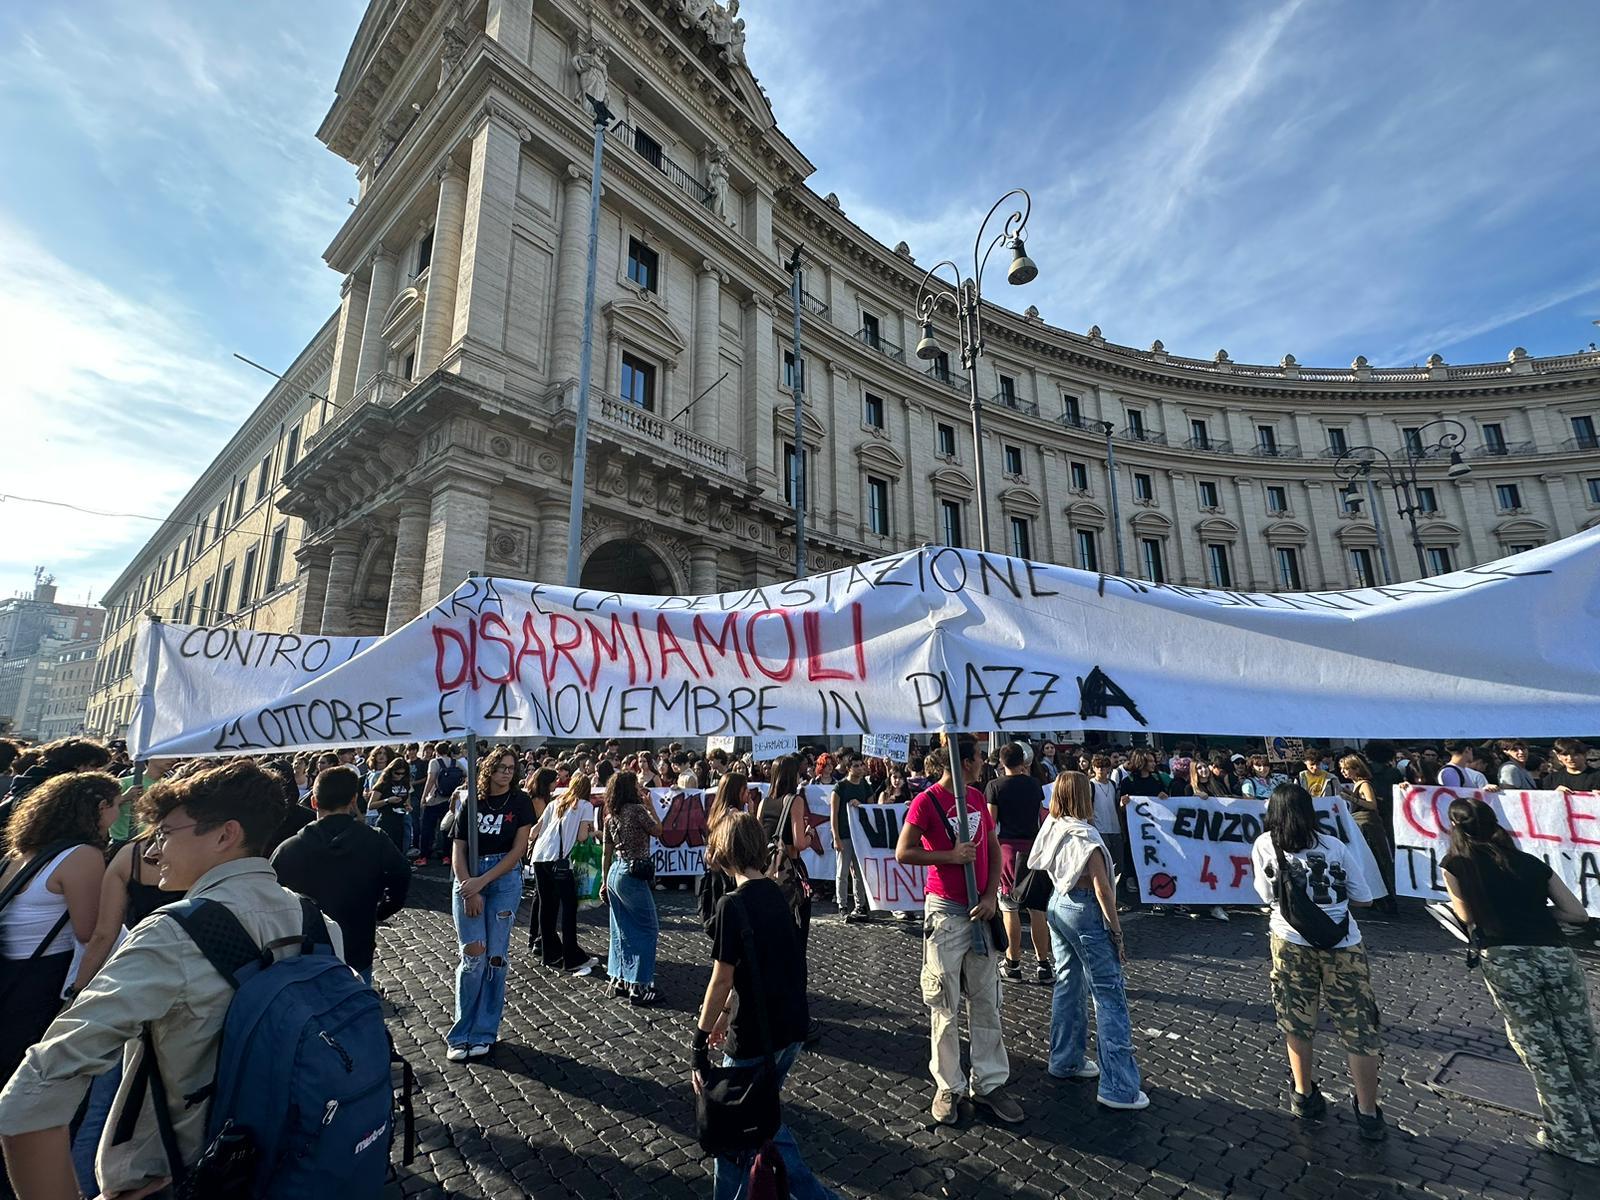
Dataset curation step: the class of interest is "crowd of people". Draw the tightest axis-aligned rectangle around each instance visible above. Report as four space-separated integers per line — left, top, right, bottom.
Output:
0 727 1594 1198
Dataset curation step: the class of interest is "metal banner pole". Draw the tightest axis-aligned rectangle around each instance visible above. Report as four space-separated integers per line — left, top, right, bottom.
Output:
464 730 480 866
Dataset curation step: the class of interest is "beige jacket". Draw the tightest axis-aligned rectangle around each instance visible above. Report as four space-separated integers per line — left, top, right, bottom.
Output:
0 857 345 1195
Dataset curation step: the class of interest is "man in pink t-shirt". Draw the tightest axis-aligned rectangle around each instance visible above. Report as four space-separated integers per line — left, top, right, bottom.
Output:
895 736 1020 1128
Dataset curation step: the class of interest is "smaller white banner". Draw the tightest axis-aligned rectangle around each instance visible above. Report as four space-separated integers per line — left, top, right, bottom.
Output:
847 801 928 912
1128 793 1386 905
751 734 797 761
861 732 911 762
1392 785 1600 917
645 784 837 879
706 736 737 755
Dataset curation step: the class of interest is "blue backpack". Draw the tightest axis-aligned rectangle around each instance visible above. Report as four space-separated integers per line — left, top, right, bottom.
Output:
121 896 396 1198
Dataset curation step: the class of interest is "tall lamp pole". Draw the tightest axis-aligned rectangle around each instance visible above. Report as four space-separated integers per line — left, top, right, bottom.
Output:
1100 421 1126 575
785 246 807 579
1334 419 1471 579
564 93 612 588
911 189 1038 955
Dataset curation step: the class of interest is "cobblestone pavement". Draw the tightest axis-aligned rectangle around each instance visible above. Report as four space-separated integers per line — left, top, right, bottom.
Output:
376 869 1600 1199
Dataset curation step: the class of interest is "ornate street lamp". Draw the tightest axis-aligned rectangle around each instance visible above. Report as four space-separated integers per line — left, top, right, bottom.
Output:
1334 419 1471 579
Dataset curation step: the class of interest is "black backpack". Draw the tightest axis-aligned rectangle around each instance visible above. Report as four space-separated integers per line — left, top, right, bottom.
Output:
1272 840 1350 950
434 761 466 801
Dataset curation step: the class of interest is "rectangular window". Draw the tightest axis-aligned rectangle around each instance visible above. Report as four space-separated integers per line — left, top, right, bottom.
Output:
1496 483 1522 511
1198 480 1220 509
632 126 664 170
860 312 880 349
936 422 957 458
1275 546 1303 590
998 374 1017 404
1266 485 1287 514
1507 543 1535 555
182 535 192 567
1062 394 1080 424
783 351 803 390
1075 529 1099 572
233 480 248 520
199 578 214 622
940 499 963 547
1070 461 1089 491
416 227 434 275
1140 537 1165 583
238 547 258 608
1482 422 1506 454
1207 543 1232 589
184 591 196 623
864 393 885 429
1427 546 1454 575
1349 548 1376 588
1257 424 1278 453
1127 409 1145 438
265 525 287 592
1327 427 1348 455
931 351 951 383
257 453 272 500
1588 478 1600 505
402 350 416 381
283 423 300 471
867 477 890 536
1133 472 1153 502
1416 486 1438 513
782 443 807 507
620 352 656 410
1009 516 1031 559
1003 444 1023 476
1402 426 1423 456
213 502 225 539
626 237 659 292
1189 418 1209 448
217 564 234 616
1574 415 1598 448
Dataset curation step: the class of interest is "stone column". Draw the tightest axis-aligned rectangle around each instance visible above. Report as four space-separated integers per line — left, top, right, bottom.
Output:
535 497 571 583
319 533 363 635
417 161 469 373
385 497 432 632
354 249 398 393
692 261 722 441
689 544 720 594
1542 472 1577 538
450 109 522 360
421 478 494 605
327 273 370 412
742 299 776 486
484 0 533 62
550 165 590 385
292 545 332 633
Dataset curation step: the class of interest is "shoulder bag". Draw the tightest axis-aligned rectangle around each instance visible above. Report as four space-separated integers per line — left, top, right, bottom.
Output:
694 890 782 1157
762 793 812 928
1272 840 1349 950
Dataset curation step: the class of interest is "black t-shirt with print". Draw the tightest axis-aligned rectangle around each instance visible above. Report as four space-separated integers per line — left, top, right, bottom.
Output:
453 787 537 856
709 877 809 1058
1441 847 1563 949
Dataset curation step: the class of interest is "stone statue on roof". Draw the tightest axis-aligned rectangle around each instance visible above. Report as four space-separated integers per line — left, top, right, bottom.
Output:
573 38 610 108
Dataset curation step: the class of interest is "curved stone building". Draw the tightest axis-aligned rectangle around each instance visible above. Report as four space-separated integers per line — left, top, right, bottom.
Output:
86 0 1600 736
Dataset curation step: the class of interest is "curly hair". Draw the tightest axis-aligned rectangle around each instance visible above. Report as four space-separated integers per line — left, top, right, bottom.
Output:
478 747 520 799
37 737 112 773
6 771 118 859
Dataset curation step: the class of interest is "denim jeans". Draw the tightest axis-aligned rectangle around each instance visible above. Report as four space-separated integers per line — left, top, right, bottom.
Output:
70 1063 121 1194
834 838 866 913
448 852 523 1047
605 859 658 985
712 1041 839 1200
1046 887 1142 1104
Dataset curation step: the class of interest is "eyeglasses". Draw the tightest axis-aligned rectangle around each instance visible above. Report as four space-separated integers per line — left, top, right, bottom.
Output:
491 764 517 773
150 821 202 846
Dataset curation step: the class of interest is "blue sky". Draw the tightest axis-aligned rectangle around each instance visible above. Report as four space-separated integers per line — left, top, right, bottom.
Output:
4 0 1599 605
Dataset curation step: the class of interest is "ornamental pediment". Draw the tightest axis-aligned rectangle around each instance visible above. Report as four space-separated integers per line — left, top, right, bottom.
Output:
854 440 904 473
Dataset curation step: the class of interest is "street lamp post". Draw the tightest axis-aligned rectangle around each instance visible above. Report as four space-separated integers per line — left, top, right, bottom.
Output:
1334 419 1472 579
912 189 1037 955
1100 421 1126 575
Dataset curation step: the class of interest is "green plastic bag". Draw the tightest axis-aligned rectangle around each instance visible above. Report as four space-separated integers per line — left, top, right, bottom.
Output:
572 837 603 905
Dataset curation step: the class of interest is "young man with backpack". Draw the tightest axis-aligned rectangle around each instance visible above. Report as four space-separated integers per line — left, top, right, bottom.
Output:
420 745 467 865
271 765 412 985
0 760 394 1199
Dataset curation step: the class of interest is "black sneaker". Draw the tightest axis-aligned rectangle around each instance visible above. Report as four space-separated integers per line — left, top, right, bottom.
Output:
1000 958 1023 982
1034 961 1053 985
1289 1084 1326 1120
1351 1098 1387 1141
842 911 859 924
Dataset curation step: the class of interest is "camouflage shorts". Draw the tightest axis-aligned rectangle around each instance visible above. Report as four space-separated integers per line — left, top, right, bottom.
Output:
1269 936 1382 1056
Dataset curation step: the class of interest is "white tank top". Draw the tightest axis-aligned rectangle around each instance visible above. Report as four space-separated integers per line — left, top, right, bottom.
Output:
2 845 85 960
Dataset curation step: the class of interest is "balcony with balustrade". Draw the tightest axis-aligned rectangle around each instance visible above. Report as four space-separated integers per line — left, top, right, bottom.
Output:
608 122 713 207
855 327 905 364
586 389 747 484
306 372 414 450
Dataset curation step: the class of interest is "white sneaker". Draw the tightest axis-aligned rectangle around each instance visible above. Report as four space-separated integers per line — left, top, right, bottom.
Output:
467 1043 493 1059
446 1045 470 1062
1208 906 1230 921
1056 1061 1100 1079
571 959 595 977
1098 1090 1150 1110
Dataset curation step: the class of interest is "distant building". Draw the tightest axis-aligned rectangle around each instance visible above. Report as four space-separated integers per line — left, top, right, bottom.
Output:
37 638 101 741
0 579 104 739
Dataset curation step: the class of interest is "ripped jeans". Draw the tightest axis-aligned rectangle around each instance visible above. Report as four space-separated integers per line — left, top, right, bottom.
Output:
448 852 523 1047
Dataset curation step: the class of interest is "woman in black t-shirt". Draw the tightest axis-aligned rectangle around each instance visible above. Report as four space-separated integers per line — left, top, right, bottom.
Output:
446 747 536 1062
368 757 413 856
1441 798 1598 1163
694 813 839 1199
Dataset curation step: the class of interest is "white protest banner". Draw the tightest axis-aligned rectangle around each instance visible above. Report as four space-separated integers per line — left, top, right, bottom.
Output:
861 732 911 762
128 622 375 757
705 735 736 755
1129 793 1386 905
751 733 797 761
645 784 838 879
847 802 927 912
139 532 1600 758
1392 785 1600 917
